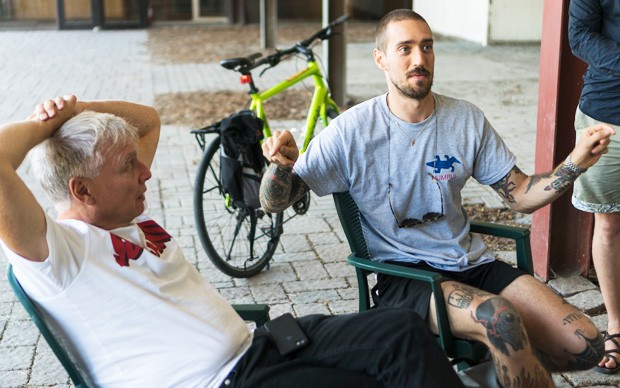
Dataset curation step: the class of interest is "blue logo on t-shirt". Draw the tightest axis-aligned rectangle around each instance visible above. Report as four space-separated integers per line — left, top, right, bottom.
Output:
426 155 461 173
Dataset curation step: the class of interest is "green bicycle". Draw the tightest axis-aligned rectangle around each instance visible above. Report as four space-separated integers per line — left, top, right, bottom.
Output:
191 16 347 278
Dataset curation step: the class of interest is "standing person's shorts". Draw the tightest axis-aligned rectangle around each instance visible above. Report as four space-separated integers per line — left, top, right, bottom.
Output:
572 106 620 214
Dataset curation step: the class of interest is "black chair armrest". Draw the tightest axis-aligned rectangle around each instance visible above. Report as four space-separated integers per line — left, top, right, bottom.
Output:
470 220 533 275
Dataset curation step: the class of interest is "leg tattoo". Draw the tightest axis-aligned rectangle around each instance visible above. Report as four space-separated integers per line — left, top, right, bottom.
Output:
472 297 527 356
563 329 604 371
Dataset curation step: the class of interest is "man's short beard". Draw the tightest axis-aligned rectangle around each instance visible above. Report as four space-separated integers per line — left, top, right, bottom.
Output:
393 78 433 100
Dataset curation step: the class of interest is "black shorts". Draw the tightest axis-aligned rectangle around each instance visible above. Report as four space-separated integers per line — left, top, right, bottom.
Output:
372 260 528 320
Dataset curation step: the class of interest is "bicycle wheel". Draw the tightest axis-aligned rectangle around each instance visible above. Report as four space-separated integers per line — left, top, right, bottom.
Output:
194 136 283 278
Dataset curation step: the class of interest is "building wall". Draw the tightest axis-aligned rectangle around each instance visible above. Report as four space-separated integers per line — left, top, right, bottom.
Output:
415 0 490 45
3 0 127 21
488 0 543 43
415 0 542 46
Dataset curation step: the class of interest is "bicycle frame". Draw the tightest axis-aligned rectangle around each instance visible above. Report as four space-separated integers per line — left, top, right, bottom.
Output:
191 15 349 278
248 60 339 152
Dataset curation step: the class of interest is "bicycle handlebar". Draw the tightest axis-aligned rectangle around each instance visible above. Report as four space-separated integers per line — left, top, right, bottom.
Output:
298 14 349 48
219 14 350 75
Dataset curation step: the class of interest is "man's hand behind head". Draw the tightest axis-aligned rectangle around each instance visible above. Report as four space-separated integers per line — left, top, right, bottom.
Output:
27 95 78 123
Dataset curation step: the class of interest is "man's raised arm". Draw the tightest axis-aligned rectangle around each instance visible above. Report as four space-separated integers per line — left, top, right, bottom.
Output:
0 96 79 261
491 123 615 213
260 130 310 213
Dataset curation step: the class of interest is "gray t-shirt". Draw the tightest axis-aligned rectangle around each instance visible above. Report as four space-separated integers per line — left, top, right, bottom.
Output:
295 93 516 271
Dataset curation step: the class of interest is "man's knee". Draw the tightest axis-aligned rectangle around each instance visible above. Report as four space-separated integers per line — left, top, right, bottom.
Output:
533 309 604 371
471 296 529 357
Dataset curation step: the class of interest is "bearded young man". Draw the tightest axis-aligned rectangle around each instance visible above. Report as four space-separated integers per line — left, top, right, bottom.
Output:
260 8 615 387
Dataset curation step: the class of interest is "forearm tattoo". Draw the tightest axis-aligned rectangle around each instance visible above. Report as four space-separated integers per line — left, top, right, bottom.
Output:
260 164 310 212
471 297 527 357
543 164 580 194
490 166 525 204
525 174 548 194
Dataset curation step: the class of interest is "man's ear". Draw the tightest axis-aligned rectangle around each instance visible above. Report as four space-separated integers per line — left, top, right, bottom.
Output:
69 177 95 205
373 48 387 71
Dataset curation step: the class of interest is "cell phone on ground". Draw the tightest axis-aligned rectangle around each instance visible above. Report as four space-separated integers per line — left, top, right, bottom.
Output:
264 313 309 355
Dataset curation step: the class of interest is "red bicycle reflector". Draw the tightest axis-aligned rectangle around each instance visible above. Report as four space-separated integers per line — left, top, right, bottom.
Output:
240 75 252 84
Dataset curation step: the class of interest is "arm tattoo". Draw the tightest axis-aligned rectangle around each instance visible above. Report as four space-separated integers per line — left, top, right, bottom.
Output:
260 164 310 212
543 164 580 194
524 174 548 194
490 166 525 204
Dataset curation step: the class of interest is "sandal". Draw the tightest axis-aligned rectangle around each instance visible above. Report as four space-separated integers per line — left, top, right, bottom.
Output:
595 331 620 375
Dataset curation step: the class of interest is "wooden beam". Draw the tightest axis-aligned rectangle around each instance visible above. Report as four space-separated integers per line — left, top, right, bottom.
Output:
260 0 277 49
323 0 347 107
531 0 590 280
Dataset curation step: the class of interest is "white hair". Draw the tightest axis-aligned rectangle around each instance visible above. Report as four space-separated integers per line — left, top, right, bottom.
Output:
31 111 139 212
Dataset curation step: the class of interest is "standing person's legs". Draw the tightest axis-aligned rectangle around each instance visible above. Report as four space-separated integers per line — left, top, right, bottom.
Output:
229 308 463 387
592 212 620 372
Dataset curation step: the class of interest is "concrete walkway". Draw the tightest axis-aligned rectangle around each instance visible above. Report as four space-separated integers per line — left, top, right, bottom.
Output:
0 27 617 387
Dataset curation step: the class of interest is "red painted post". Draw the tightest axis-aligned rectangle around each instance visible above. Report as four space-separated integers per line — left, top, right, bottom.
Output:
532 0 591 280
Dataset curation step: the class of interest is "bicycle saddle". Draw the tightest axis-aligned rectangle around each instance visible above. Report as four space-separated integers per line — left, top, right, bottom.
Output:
220 53 261 71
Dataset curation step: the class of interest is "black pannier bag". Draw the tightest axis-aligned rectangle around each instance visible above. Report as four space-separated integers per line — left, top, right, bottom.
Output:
219 110 265 209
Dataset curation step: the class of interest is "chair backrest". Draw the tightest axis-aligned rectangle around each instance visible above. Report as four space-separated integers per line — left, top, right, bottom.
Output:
332 191 493 366
332 191 371 260
7 264 88 387
333 191 376 312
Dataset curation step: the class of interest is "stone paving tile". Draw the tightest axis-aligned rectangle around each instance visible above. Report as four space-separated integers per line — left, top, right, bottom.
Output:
289 289 341 305
313 243 351 263
249 283 290 304
566 289 606 316
293 303 331 317
291 260 330 280
0 369 30 387
29 350 69 386
0 346 34 372
589 313 609 333
1 321 39 347
548 275 599 297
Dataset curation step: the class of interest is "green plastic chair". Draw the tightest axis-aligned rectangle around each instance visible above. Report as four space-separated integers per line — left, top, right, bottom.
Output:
332 191 533 369
7 264 270 387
